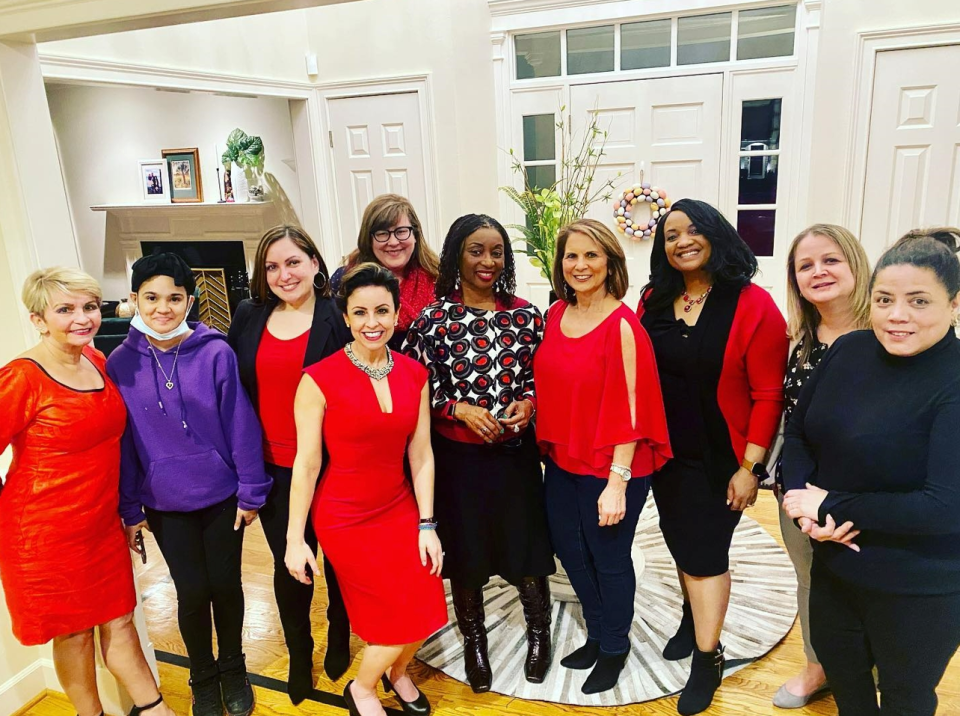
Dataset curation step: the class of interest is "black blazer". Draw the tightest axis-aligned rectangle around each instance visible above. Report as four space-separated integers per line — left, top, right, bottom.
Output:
228 295 351 408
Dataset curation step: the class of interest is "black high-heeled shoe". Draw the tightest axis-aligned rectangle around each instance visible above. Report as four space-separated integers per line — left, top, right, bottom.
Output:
128 695 163 716
342 681 361 716
381 673 431 716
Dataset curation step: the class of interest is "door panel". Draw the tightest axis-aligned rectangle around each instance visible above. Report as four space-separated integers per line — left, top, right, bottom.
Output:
860 45 960 262
328 92 427 261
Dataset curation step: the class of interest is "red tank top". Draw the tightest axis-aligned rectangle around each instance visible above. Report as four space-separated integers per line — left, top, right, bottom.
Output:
256 328 310 467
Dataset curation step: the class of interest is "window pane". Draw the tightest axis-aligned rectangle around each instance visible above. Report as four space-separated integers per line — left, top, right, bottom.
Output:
677 13 731 65
523 115 555 162
738 209 776 257
739 155 779 204
741 98 782 150
525 164 556 192
621 19 671 70
516 31 561 79
738 5 796 60
566 25 614 75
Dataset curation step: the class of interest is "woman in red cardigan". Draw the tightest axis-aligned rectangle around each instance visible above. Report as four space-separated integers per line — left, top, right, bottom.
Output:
636 199 787 715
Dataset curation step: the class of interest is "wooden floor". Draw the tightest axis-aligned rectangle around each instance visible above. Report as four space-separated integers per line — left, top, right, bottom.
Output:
18 491 960 716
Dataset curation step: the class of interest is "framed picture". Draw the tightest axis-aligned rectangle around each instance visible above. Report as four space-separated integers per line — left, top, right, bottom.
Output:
162 148 203 203
137 160 169 204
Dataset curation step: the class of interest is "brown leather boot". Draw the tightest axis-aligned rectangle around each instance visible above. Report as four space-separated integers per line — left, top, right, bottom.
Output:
451 583 492 693
517 576 553 683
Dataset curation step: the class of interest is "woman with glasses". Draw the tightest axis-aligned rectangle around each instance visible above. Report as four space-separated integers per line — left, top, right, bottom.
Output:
404 214 556 693
331 194 440 350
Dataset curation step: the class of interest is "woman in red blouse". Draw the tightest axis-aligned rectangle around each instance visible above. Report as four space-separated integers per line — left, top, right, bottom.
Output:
636 199 788 715
534 218 672 696
331 194 439 351
228 226 351 700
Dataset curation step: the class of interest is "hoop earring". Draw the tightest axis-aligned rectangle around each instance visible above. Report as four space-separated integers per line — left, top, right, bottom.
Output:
313 272 327 290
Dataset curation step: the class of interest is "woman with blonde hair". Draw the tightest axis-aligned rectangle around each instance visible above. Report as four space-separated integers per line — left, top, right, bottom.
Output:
0 267 175 716
331 194 440 350
771 224 871 709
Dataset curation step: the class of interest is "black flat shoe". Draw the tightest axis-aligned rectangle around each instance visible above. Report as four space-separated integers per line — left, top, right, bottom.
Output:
381 674 431 716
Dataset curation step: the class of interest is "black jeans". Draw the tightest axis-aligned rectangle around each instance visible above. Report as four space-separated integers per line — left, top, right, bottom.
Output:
543 456 648 655
145 495 244 672
810 560 960 716
260 464 348 649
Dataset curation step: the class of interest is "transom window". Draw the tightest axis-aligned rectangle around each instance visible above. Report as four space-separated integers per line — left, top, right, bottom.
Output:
514 4 796 79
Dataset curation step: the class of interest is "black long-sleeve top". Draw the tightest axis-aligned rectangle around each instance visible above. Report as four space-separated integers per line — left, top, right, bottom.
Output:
783 329 960 596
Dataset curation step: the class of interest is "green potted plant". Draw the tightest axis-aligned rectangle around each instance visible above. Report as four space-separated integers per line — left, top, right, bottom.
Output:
221 128 265 202
500 108 618 288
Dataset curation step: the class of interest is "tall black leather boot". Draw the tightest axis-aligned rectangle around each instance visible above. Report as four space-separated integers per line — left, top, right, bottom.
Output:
323 558 351 681
677 643 725 715
451 582 492 693
516 576 553 683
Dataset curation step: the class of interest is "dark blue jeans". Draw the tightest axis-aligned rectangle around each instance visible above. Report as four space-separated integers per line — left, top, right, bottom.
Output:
544 456 648 655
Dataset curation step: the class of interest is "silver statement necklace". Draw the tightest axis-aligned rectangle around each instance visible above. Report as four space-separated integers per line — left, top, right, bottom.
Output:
149 340 183 390
345 342 393 381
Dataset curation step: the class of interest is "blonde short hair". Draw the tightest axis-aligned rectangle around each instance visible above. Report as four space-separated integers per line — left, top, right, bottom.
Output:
22 267 102 315
552 219 630 304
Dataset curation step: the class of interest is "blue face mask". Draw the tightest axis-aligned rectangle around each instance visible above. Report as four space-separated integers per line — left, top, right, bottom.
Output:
130 301 194 342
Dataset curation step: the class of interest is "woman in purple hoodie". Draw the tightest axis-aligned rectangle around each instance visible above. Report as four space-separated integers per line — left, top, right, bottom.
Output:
106 253 272 716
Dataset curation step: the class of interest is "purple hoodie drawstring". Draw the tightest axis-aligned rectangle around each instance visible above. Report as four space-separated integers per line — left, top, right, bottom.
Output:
148 347 189 431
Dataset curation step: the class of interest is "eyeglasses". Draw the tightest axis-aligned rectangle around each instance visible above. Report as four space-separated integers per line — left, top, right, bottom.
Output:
372 226 415 243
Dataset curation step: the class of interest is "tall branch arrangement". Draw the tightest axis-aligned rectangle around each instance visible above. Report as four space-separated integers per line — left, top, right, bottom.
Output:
500 106 619 280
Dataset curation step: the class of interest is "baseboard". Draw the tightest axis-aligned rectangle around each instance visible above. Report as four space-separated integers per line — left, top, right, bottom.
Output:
0 661 47 716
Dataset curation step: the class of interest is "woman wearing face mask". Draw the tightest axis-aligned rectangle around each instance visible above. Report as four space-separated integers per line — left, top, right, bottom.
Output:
331 194 440 350
107 253 271 716
403 214 556 693
782 228 960 716
769 224 871 709
0 267 176 716
636 199 788 715
286 263 446 716
228 226 352 697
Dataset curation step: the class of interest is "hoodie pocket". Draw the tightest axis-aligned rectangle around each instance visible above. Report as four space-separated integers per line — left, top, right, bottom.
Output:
143 449 237 508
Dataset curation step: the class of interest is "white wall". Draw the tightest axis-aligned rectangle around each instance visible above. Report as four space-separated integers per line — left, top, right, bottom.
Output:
40 0 502 243
45 82 304 298
805 0 960 225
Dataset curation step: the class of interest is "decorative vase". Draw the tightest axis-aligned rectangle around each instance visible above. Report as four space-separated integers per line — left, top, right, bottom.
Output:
116 298 134 318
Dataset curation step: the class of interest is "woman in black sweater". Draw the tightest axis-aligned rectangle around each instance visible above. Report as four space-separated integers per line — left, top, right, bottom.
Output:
782 228 960 716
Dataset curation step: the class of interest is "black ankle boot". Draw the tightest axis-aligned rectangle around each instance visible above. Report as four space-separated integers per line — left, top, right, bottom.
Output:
560 638 600 669
663 601 695 661
287 639 315 705
189 664 223 716
452 583 492 693
677 643 725 715
324 616 350 681
581 649 629 694
218 654 254 716
516 576 553 683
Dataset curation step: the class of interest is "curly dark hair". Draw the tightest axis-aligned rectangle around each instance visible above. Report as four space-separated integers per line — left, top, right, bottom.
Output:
641 198 758 313
435 214 517 305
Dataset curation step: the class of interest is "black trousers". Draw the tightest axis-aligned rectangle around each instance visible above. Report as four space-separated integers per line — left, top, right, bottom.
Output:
145 496 244 672
259 464 348 649
810 560 960 716
543 457 648 655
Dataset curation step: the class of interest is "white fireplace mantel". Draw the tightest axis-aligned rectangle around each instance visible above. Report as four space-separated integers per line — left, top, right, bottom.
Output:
91 201 281 285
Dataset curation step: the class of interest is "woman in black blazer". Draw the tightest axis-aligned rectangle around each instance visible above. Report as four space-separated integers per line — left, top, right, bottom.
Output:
228 225 352 701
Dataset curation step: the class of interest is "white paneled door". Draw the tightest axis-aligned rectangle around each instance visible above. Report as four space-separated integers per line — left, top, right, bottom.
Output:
328 92 427 262
860 44 960 262
570 74 723 308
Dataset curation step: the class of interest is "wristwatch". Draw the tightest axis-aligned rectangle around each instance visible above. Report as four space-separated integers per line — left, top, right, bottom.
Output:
741 457 769 479
609 463 632 482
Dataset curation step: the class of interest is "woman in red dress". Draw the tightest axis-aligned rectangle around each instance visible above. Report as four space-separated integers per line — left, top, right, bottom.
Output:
286 262 446 716
0 267 173 716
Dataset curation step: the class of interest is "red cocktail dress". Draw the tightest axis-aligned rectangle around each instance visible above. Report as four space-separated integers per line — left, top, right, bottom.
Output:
0 347 136 645
306 349 447 644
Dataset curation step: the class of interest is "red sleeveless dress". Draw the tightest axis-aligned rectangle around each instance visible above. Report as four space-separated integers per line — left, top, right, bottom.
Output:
0 347 136 645
306 350 447 644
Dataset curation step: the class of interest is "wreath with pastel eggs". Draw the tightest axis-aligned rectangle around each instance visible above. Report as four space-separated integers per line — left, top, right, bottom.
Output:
612 174 672 241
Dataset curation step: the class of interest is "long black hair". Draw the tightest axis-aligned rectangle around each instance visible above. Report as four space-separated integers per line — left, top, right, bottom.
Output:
435 214 517 305
641 198 758 312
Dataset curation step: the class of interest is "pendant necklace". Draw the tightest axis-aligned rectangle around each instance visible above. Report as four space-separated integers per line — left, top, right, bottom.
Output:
149 339 183 390
680 285 713 313
346 342 394 381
